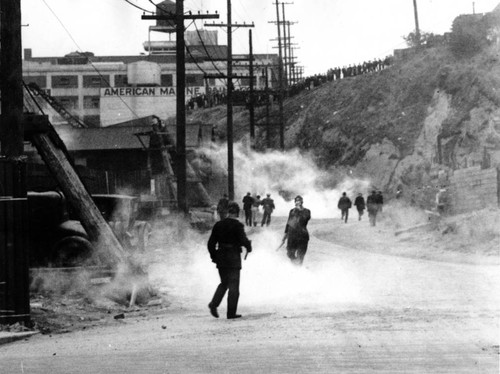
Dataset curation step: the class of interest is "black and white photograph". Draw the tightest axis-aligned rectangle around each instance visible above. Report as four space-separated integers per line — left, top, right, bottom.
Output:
1 0 499 372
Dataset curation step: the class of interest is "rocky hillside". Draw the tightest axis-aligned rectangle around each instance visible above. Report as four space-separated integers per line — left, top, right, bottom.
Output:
187 10 500 200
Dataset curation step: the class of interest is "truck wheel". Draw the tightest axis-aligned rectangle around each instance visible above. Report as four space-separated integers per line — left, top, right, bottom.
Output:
51 236 94 267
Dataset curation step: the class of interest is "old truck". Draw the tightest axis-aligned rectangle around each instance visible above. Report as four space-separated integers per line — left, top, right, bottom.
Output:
27 191 151 267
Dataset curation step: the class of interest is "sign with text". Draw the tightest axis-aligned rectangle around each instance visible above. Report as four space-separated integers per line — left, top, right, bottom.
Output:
101 86 205 97
99 86 205 127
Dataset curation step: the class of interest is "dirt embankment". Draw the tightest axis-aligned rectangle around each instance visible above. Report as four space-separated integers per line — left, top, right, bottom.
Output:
187 43 500 200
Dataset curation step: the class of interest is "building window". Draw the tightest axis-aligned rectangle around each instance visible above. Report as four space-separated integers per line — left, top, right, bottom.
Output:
57 96 79 110
114 74 128 87
186 74 204 87
239 77 253 87
83 75 109 88
23 75 47 88
52 75 78 88
83 96 100 109
161 74 173 86
83 115 100 128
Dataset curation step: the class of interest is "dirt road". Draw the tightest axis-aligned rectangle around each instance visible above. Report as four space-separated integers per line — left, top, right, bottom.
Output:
1 214 499 373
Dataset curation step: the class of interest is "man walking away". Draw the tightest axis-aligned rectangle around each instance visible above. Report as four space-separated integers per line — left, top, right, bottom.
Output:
208 202 252 319
281 195 311 265
242 192 254 227
216 193 229 220
366 190 378 226
261 193 275 227
354 193 365 221
251 195 262 227
337 192 352 223
376 190 384 214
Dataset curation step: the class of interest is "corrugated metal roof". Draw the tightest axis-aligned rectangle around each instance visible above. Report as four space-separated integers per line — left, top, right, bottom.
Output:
53 122 213 151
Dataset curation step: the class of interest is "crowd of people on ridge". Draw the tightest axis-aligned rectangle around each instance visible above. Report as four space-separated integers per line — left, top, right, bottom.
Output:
186 55 394 112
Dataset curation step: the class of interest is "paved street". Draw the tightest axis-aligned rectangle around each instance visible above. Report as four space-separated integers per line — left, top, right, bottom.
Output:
1 218 498 373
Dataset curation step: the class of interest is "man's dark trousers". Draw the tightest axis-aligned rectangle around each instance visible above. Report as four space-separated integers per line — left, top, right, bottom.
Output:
261 211 271 226
244 209 252 226
211 268 240 317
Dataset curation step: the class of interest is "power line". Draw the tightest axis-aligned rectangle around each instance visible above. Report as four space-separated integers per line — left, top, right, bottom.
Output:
124 0 154 14
193 21 227 80
40 0 144 122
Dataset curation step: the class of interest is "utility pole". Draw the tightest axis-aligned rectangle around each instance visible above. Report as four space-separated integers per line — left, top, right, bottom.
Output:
0 0 30 326
281 3 289 90
226 0 234 201
0 0 24 157
205 1 253 200
264 66 271 149
271 1 285 149
249 29 255 148
287 21 297 85
412 0 421 46
142 3 218 213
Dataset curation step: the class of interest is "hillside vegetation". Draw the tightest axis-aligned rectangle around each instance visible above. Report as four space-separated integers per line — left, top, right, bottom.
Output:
187 8 500 198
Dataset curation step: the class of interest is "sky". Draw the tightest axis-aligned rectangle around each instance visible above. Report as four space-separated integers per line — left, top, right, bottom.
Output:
20 0 500 76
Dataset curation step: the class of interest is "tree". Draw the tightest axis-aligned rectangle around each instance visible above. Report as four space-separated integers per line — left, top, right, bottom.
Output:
449 14 489 57
403 31 436 48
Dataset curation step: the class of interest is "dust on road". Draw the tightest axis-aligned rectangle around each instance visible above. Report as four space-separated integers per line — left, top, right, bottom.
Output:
1 207 499 373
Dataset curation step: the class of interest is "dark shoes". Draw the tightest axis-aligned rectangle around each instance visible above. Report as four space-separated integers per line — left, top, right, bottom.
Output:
208 303 219 318
227 314 242 319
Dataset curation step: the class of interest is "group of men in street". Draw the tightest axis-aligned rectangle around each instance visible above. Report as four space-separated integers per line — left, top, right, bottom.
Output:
337 190 384 226
208 189 387 320
218 192 275 227
208 194 311 320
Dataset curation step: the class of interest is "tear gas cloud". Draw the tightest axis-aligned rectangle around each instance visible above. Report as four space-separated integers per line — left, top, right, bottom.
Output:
197 143 371 218
147 221 367 313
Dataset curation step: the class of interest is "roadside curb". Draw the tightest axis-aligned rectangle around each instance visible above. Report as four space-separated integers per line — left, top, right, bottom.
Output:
0 331 39 346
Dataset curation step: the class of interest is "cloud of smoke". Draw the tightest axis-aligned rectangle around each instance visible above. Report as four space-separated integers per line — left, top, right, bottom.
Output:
241 229 364 309
197 142 372 218
146 223 365 314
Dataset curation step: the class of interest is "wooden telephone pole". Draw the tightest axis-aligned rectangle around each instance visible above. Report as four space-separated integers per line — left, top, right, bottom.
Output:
142 2 218 212
0 0 30 326
413 0 421 46
0 0 24 157
205 0 253 200
269 1 294 150
249 29 256 148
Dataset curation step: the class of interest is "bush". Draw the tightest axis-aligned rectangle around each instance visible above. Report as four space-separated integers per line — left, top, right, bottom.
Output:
449 14 489 57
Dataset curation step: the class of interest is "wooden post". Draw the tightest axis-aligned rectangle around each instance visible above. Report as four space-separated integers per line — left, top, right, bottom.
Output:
175 0 188 215
27 119 127 266
0 0 24 157
249 30 256 148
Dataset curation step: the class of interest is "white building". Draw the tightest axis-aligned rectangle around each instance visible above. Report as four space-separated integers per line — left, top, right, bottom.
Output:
22 29 278 127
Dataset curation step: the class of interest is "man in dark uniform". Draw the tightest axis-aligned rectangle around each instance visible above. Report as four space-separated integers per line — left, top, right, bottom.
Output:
354 193 366 221
337 192 352 223
242 192 254 227
261 193 275 227
366 190 378 226
281 195 311 265
216 193 229 220
208 202 252 319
